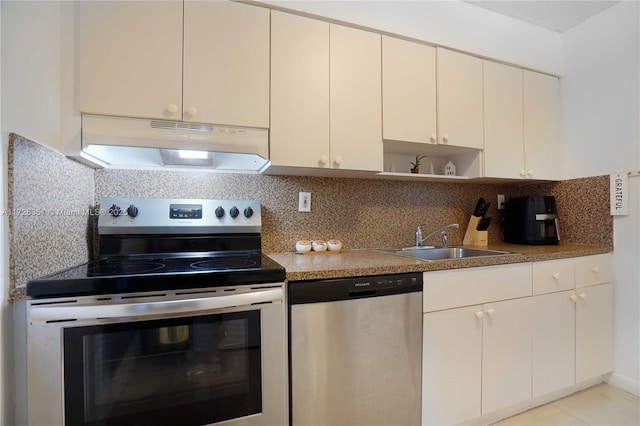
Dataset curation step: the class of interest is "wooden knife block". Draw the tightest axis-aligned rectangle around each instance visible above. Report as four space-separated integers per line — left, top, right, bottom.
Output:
463 216 488 247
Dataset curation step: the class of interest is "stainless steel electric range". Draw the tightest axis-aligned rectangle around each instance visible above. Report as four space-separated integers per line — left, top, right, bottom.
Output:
15 197 288 426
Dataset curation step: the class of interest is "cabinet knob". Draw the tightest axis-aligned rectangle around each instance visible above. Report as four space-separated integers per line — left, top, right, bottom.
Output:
552 272 560 280
334 156 343 166
167 103 178 114
486 308 495 317
592 266 600 273
186 106 198 117
527 169 534 177
430 133 437 143
520 169 527 177
570 295 578 302
441 134 449 144
319 155 328 165
475 311 484 319
579 292 587 300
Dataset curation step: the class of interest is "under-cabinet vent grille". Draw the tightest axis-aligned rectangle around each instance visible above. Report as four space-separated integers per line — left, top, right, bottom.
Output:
150 121 214 133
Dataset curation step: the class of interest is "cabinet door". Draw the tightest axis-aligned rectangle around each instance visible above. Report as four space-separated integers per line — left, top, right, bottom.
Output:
183 1 269 128
483 61 524 179
524 70 562 180
437 48 484 149
270 11 330 168
330 24 383 171
77 1 183 120
423 306 482 425
576 283 614 382
382 36 436 144
532 291 576 397
482 298 532 414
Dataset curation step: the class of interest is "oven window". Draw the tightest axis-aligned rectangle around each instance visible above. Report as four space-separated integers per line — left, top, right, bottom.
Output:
63 311 261 426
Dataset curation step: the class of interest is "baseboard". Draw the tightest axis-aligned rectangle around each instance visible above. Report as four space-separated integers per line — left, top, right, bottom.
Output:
458 377 603 426
606 372 640 396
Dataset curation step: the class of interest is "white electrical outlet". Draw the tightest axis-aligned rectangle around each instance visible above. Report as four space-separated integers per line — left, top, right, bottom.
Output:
497 194 505 210
299 192 311 212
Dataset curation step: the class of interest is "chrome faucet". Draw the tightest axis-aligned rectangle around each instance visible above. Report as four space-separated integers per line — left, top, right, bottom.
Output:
415 223 459 247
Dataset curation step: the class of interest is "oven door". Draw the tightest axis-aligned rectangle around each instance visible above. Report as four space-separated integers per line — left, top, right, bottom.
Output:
24 285 287 426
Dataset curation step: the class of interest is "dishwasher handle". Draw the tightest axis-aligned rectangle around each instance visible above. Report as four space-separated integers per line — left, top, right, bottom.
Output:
30 288 283 322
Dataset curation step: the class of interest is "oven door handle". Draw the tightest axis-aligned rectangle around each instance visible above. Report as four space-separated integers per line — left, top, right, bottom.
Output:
29 288 283 321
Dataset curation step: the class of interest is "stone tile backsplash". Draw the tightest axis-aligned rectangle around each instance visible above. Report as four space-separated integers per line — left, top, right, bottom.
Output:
7 134 95 298
8 135 613 298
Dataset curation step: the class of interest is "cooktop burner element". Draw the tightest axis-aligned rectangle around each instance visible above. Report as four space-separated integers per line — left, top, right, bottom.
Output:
190 258 258 270
26 197 285 298
88 260 166 276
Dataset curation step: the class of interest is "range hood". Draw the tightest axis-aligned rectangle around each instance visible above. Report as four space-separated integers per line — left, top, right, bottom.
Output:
78 114 270 171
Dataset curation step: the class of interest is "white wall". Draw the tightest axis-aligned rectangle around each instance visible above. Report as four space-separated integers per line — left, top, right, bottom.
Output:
0 1 13 423
562 1 640 396
1 1 64 151
260 0 563 75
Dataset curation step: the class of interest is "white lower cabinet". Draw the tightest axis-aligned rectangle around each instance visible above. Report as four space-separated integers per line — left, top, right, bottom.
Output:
422 255 613 425
423 298 532 425
576 282 614 382
532 290 576 398
423 305 482 425
482 297 532 413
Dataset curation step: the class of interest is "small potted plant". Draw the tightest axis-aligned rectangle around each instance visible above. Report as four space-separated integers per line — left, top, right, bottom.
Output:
409 155 426 174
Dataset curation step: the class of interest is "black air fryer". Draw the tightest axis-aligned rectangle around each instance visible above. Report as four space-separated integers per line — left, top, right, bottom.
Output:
503 196 560 245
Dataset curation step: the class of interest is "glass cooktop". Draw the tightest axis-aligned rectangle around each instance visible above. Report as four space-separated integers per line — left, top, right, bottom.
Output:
26 251 285 299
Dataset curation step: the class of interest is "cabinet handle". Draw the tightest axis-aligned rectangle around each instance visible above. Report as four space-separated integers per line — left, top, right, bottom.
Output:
334 156 343 166
441 134 449 144
579 292 587 300
185 106 198 117
570 295 578 302
319 155 328 165
527 169 534 177
475 311 484 319
592 266 600 273
552 272 560 280
520 169 527 177
430 133 437 144
486 308 495 317
166 104 178 114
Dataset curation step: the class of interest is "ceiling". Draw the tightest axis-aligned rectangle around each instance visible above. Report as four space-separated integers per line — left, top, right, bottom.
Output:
463 1 620 33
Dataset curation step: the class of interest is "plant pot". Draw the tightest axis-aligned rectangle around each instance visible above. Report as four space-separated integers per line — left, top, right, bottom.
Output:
410 168 419 174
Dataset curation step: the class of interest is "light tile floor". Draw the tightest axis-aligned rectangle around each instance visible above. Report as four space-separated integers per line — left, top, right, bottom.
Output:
493 384 640 426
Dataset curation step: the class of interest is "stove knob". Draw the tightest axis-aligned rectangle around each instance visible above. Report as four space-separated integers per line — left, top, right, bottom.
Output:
244 206 254 218
108 204 122 217
230 206 240 218
215 206 225 218
127 205 139 218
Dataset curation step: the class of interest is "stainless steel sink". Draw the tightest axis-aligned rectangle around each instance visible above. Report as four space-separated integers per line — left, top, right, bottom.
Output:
381 247 517 262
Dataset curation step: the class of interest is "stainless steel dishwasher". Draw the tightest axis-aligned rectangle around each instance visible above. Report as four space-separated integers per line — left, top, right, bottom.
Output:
289 272 423 426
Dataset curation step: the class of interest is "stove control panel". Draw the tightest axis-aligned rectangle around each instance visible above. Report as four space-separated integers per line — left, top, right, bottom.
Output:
98 197 262 235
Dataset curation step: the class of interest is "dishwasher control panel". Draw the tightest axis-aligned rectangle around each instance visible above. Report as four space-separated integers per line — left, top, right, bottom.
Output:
289 272 423 304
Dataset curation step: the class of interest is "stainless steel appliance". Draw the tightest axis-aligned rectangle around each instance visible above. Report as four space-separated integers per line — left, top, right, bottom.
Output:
15 197 287 426
503 196 560 245
288 273 423 426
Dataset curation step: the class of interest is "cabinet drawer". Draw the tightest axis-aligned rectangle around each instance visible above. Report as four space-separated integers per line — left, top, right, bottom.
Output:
423 263 532 312
575 253 613 288
532 258 575 295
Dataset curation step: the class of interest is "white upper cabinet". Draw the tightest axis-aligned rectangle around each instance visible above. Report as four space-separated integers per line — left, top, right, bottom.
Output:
183 1 269 127
382 37 437 144
483 61 525 179
330 24 383 171
270 16 382 172
77 1 183 120
436 48 484 149
270 11 330 168
524 70 562 180
78 1 269 127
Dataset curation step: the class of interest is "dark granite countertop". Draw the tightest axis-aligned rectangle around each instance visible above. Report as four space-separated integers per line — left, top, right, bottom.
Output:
267 243 613 281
